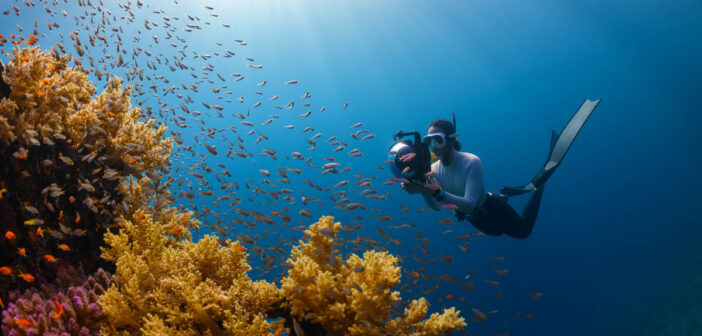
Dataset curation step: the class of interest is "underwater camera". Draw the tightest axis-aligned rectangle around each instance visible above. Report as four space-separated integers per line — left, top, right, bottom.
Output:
388 131 432 183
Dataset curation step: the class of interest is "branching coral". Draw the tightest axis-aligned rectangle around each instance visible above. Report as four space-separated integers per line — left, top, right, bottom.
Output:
280 216 466 335
98 179 279 336
0 47 94 145
0 47 172 170
65 76 171 172
1 266 112 336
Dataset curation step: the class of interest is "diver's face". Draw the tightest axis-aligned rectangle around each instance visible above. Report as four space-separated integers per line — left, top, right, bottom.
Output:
427 126 450 157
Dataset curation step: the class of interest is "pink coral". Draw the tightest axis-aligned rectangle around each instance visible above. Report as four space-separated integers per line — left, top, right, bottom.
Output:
1 267 112 336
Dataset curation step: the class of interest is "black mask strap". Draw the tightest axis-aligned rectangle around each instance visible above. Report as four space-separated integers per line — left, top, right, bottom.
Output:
451 112 456 135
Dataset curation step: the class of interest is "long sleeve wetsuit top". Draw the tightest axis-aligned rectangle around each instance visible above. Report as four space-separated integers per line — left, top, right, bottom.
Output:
422 150 487 214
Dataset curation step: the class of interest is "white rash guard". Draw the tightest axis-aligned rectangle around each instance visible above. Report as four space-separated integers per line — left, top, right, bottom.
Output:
422 150 487 214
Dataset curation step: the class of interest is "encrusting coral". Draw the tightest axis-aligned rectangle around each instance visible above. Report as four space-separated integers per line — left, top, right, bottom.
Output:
1 265 112 336
280 216 466 335
98 177 280 336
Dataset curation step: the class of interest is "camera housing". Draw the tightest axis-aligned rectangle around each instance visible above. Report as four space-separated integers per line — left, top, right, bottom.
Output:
388 131 431 183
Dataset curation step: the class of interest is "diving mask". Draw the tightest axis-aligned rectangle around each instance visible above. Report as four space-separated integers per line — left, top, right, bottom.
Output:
423 132 456 150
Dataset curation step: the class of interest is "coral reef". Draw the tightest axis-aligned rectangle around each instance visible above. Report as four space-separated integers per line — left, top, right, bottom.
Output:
0 46 171 305
279 216 466 335
1 266 112 336
98 178 280 336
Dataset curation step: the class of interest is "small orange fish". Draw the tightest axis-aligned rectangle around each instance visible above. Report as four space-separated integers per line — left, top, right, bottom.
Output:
0 297 4 309
137 213 146 220
51 301 63 319
17 248 26 257
57 244 70 251
68 196 75 203
19 273 35 283
36 226 44 237
169 227 182 234
445 294 454 299
272 326 284 336
5 230 16 240
75 213 80 224
236 246 247 252
484 280 500 286
417 313 426 319
21 56 29 62
15 318 32 328
331 249 340 254
36 91 43 97
0 266 13 275
48 64 55 71
527 292 543 300
44 254 58 263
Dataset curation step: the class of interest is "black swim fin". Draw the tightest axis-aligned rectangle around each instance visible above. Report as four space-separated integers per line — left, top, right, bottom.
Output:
500 99 601 199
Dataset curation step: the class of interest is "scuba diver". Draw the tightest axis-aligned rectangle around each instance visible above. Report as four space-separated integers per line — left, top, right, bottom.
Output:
393 99 600 239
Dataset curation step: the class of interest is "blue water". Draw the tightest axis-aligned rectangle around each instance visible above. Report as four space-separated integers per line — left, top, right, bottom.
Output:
4 0 702 334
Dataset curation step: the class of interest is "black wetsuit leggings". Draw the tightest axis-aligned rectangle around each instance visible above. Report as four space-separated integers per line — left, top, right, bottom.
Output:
466 187 545 239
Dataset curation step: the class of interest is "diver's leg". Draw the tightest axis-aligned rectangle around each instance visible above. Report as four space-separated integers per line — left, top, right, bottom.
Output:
514 186 545 238
489 188 544 239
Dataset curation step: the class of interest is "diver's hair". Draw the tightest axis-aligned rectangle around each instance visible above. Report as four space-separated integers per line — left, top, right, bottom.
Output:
429 119 461 151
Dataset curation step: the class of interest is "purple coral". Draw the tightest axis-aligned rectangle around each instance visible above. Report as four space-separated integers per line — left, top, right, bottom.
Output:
1 268 113 336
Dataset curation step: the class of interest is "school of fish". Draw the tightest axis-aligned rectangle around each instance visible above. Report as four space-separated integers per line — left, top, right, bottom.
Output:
0 0 544 334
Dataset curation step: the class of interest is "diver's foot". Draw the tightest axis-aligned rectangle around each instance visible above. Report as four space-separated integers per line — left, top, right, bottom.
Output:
531 165 558 190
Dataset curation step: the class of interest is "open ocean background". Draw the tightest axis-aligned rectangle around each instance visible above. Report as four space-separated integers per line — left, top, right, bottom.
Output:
4 0 701 335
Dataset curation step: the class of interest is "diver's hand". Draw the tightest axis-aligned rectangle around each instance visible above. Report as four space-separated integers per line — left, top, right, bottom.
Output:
403 181 440 196
401 182 422 194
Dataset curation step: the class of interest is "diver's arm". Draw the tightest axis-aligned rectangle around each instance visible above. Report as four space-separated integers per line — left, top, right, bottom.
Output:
403 181 440 210
436 159 484 214
421 192 440 211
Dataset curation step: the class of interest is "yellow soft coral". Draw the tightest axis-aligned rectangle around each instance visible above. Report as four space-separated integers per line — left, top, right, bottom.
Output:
0 47 171 171
383 298 467 336
280 216 466 335
66 76 171 171
99 180 279 336
0 47 94 144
